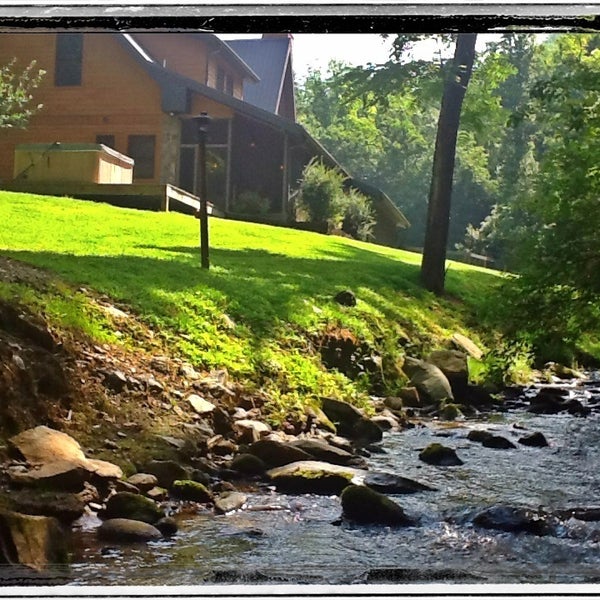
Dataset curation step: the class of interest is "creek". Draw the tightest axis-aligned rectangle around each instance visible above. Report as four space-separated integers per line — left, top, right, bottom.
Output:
69 375 600 585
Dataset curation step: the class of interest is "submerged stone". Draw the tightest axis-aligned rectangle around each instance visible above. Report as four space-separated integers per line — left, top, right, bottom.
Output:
418 443 463 466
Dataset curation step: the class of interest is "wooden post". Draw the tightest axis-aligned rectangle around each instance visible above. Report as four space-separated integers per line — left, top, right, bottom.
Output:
281 131 289 221
195 112 212 270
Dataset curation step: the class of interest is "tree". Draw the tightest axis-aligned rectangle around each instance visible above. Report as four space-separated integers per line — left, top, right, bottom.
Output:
420 33 477 295
0 59 45 130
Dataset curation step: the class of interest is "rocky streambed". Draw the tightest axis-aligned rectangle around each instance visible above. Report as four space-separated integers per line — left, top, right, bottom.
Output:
3 368 600 586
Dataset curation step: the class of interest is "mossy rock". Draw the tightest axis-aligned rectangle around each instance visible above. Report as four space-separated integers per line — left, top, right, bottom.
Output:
418 443 463 466
340 485 414 526
102 491 164 524
171 480 212 503
230 453 267 476
267 460 363 495
467 430 494 444
439 402 463 421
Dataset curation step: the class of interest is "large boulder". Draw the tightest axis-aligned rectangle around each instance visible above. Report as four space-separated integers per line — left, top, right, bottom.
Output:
402 357 453 407
2 489 87 524
340 485 415 526
102 492 164 524
428 349 469 398
230 453 267 476
8 426 122 491
214 492 248 514
289 438 362 467
246 439 313 468
267 460 364 495
0 509 69 572
320 398 382 445
97 518 162 543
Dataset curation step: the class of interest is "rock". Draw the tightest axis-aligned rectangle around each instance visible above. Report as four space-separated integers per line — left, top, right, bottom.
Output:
402 357 453 406
451 333 484 360
558 507 600 522
340 485 414 526
334 290 356 307
438 402 463 421
383 396 405 411
467 430 494 444
418 443 463 466
115 480 140 494
102 492 164 524
212 407 234 436
214 492 248 514
146 487 168 501
126 473 158 493
364 472 436 494
187 394 216 415
364 566 483 583
289 438 361 466
320 397 382 445
143 460 190 488
8 460 89 491
267 460 364 495
3 489 86 524
232 419 271 444
247 439 313 468
0 300 57 352
179 363 201 380
461 384 495 409
472 505 553 536
155 516 178 536
371 415 399 431
230 453 267 476
103 370 128 393
171 480 212 503
528 390 565 414
146 376 164 393
428 349 469 398
304 405 337 433
565 398 591 417
518 432 549 447
481 435 516 450
8 426 122 489
0 510 69 574
97 518 162 543
150 355 170 374
546 362 585 380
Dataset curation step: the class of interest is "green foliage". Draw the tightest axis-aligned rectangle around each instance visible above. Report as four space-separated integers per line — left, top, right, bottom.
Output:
341 188 376 241
297 159 347 229
0 59 45 129
477 339 534 387
231 190 270 215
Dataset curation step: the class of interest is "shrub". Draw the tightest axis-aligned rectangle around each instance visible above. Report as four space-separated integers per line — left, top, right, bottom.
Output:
297 159 346 230
341 188 376 241
232 190 270 215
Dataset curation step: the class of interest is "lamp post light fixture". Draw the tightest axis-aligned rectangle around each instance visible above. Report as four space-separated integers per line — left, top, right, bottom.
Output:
194 111 212 269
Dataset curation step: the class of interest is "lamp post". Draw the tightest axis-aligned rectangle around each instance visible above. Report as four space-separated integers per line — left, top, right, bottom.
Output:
195 112 211 269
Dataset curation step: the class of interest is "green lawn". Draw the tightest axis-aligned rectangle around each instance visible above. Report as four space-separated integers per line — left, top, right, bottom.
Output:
1 191 502 419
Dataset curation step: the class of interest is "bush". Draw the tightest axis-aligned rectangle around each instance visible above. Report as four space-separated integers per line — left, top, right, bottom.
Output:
297 159 346 230
232 190 270 215
341 188 376 241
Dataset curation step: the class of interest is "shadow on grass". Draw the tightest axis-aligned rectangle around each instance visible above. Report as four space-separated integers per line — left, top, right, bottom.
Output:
5 243 501 342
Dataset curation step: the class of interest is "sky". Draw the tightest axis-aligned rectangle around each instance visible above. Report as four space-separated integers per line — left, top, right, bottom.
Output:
219 33 503 82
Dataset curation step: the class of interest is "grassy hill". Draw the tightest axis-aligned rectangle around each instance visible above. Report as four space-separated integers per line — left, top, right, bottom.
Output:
1 191 504 423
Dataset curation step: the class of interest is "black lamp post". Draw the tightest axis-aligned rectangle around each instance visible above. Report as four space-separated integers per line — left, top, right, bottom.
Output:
194 112 211 269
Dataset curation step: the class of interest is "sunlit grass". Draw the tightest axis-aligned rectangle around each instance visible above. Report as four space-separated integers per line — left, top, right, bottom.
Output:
1 191 503 417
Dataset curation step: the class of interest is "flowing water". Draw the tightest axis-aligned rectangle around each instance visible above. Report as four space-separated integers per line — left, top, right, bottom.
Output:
69 377 600 585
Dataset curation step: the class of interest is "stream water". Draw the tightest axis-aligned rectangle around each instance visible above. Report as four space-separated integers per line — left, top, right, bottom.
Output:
69 376 600 586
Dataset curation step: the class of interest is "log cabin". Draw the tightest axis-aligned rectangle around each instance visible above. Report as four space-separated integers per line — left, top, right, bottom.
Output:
0 31 408 245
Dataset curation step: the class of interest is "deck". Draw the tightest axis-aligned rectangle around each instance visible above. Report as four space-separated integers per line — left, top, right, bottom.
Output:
4 181 223 217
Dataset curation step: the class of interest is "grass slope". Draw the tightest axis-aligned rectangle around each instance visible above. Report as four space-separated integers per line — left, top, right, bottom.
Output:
1 191 502 420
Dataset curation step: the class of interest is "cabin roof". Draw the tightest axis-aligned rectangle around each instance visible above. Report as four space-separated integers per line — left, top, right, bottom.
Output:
226 37 291 113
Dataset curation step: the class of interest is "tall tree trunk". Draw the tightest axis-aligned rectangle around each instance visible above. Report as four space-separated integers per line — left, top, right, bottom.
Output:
421 33 477 295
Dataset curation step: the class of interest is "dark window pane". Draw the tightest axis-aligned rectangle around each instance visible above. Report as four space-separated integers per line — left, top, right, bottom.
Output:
181 118 229 145
225 75 233 96
96 135 115 149
127 135 155 179
55 33 83 86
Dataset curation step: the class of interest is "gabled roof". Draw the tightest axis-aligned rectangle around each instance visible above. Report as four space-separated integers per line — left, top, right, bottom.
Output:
226 37 293 116
116 33 408 229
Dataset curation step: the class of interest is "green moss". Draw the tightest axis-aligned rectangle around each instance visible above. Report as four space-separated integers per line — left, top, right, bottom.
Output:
340 484 413 526
171 480 212 503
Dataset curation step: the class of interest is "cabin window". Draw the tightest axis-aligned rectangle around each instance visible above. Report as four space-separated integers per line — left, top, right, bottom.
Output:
55 33 83 86
127 135 155 179
216 67 233 95
96 135 115 149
